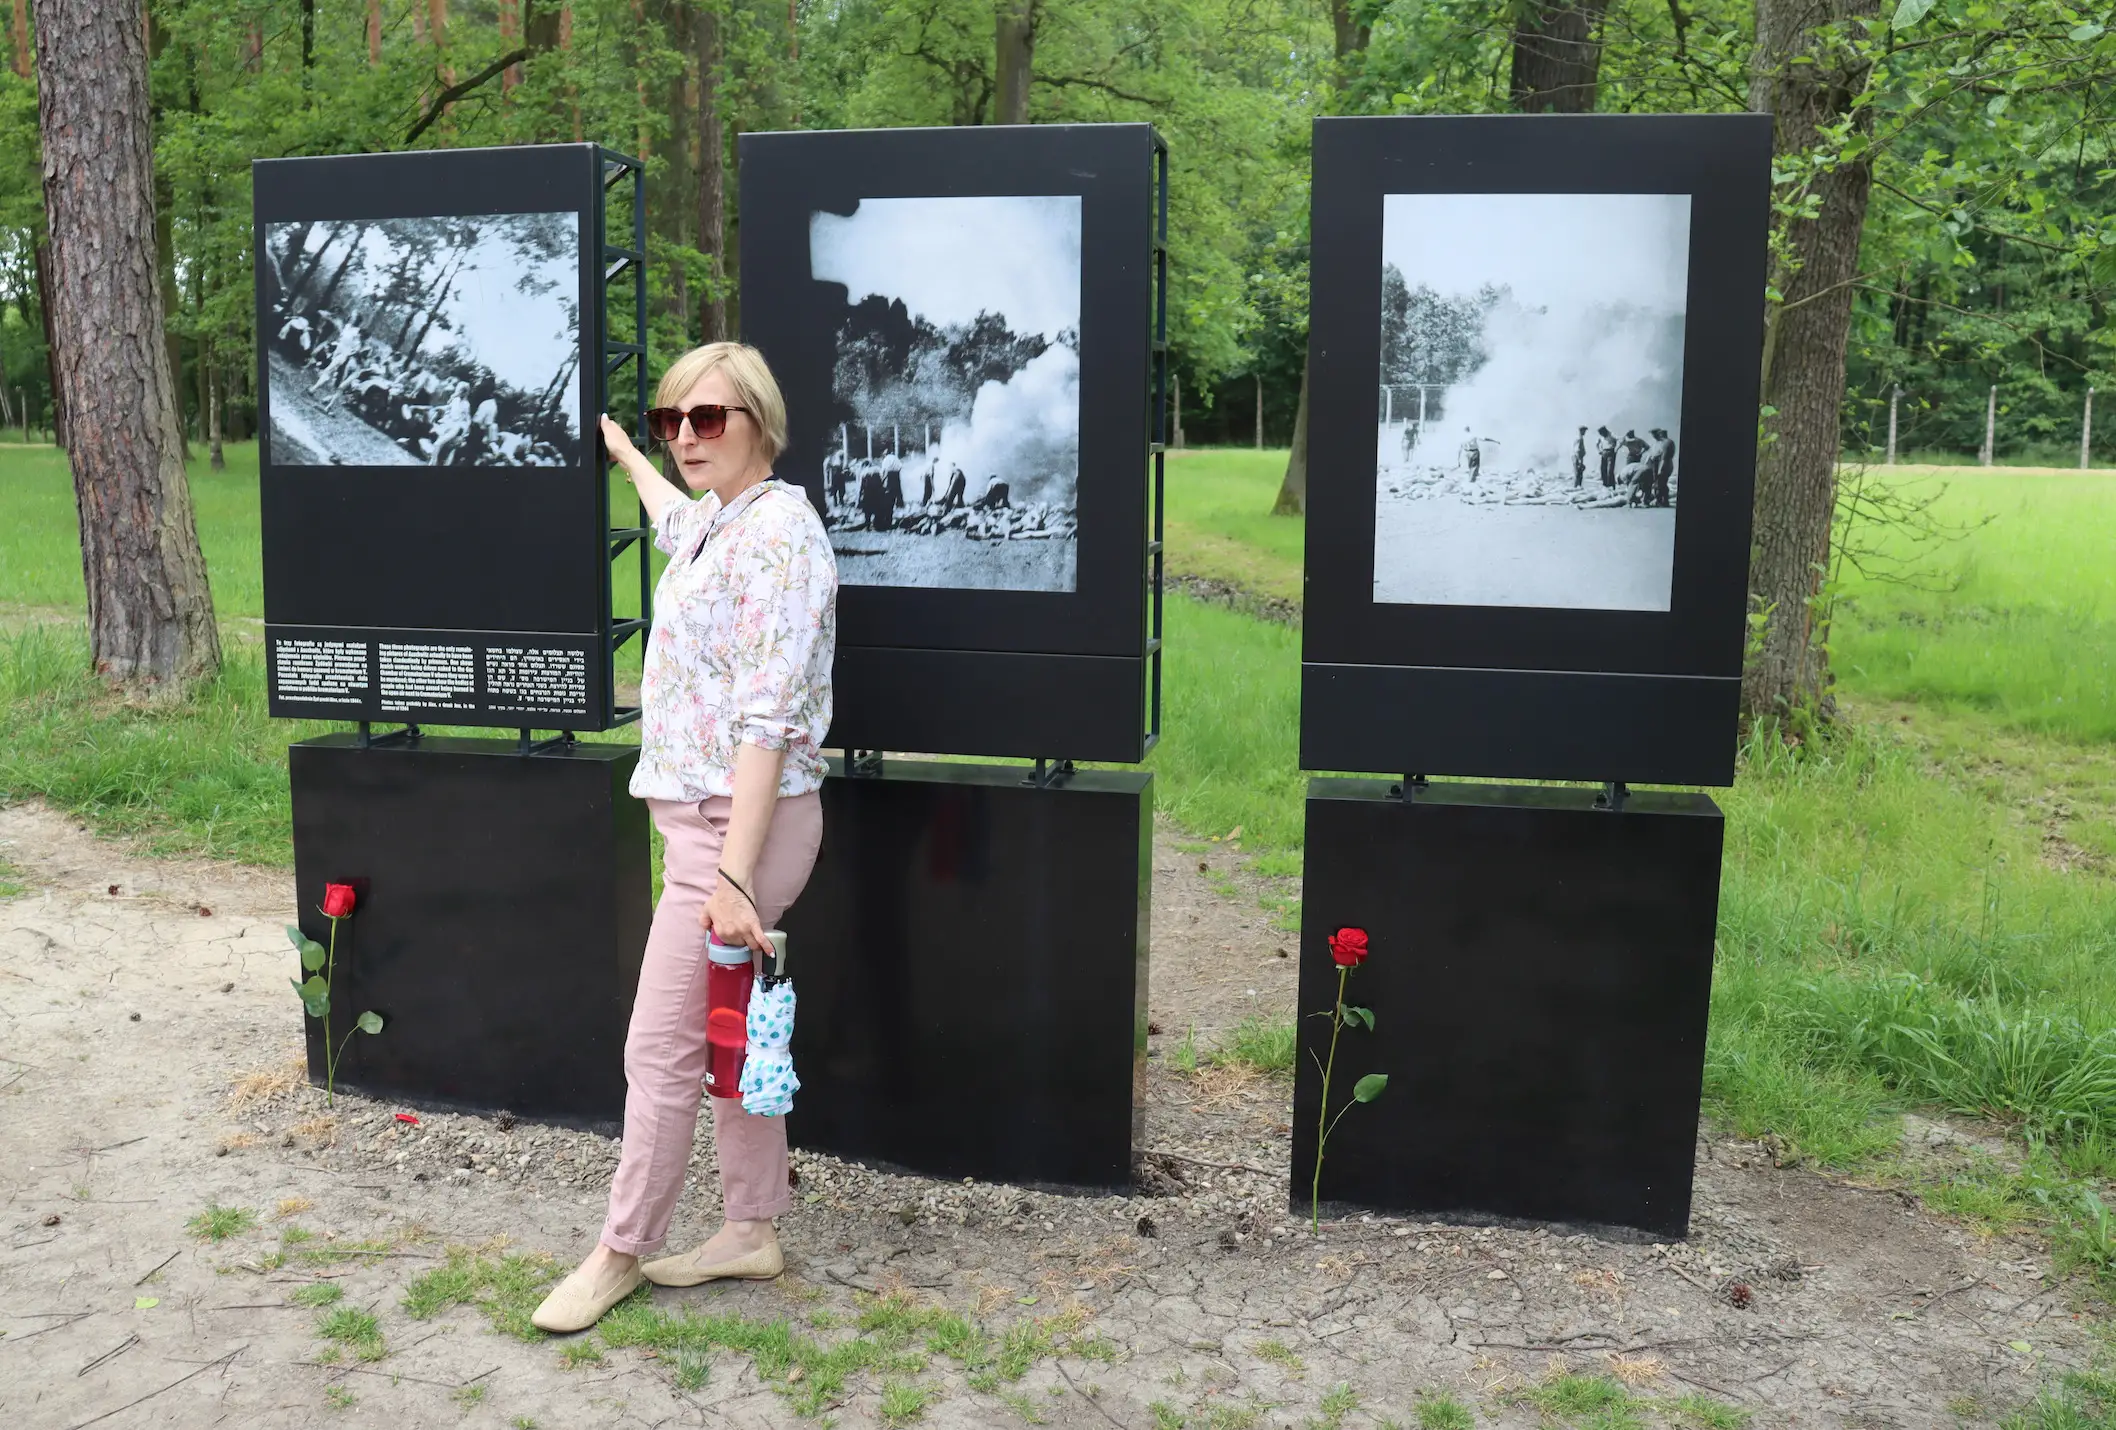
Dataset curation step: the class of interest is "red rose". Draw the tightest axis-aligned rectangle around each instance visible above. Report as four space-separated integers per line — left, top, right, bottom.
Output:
1328 927 1369 967
321 883 357 919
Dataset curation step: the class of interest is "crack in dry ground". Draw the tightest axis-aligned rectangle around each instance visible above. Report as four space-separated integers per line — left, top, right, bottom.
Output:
0 800 2097 1428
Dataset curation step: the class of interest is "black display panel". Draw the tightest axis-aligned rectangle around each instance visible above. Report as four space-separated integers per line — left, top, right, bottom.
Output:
1294 779 1722 1238
255 143 632 730
1301 115 1771 785
740 124 1164 762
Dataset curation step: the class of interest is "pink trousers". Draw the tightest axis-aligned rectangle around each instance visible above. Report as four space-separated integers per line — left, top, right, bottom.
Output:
599 792 823 1255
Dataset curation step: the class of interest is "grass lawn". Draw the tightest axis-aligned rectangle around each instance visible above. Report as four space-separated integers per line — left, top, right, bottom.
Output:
6 444 2116 1200
1163 448 1303 606
1832 469 2116 742
1159 449 2116 1187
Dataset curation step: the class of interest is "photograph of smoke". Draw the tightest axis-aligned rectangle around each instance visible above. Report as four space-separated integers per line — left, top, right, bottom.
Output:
1372 192 1690 612
809 194 1081 593
263 212 582 468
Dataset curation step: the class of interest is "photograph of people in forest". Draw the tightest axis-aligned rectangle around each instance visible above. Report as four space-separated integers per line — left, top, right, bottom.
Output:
263 212 582 468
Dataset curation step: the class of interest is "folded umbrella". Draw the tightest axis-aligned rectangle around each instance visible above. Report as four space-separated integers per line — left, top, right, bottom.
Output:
739 932 798 1117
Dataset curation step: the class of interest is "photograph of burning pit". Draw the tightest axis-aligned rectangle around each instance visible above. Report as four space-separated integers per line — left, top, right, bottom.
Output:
1373 192 1690 613
809 194 1081 593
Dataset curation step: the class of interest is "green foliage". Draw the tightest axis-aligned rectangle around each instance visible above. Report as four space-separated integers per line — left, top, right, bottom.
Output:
2002 1365 2116 1429
558 1339 605 1369
592 1291 1091 1418
1308 1383 1359 1429
1217 1016 1296 1073
1414 1390 1477 1430
292 1282 344 1309
186 1202 256 1243
1168 1024 1202 1074
1669 1394 1751 1429
672 1346 711 1390
315 1305 387 1362
1252 1339 1303 1373
401 1247 564 1342
879 1378 935 1424
1510 1372 1645 1428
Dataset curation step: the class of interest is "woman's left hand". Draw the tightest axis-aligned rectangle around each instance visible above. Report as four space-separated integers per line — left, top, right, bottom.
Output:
702 876 769 954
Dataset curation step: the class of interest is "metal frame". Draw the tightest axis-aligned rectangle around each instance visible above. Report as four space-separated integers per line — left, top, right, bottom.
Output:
594 147 651 734
1143 131 1168 758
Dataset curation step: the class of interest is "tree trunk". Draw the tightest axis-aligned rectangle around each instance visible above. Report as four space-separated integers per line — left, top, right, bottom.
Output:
10 0 27 78
299 0 313 69
193 322 209 444
1270 0 1370 517
145 7 189 461
499 0 520 89
560 6 581 142
1272 361 1311 514
154 194 189 460
366 0 381 65
993 0 1039 124
1509 0 1611 113
206 341 223 471
32 0 220 688
725 118 743 337
1739 0 1879 723
314 224 368 314
696 2 728 342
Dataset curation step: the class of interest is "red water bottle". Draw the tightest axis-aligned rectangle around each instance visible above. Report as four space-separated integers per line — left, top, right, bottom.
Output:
703 935 753 1099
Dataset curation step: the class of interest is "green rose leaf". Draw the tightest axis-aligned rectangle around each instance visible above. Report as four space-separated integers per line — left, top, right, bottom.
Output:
284 924 309 951
356 1011 385 1035
300 941 327 973
297 976 330 1019
1342 1005 1375 1031
1890 0 1934 27
1353 1073 1389 1103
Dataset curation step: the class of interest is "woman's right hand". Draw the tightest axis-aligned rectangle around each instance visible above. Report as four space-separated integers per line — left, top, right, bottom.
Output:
599 412 644 468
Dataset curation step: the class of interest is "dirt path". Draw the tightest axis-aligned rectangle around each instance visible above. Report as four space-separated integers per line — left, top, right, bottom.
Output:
0 802 2094 1428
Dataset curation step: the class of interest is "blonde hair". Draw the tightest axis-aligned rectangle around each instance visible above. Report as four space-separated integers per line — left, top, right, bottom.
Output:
654 342 789 464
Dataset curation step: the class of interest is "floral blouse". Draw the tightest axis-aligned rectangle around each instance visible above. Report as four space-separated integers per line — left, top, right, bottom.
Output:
629 479 838 802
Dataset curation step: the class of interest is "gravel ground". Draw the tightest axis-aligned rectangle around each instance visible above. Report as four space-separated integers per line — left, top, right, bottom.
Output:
1 800 2099 1429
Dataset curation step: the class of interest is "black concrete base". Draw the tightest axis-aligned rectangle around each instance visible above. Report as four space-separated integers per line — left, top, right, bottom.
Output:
288 735 651 1126
778 757 1151 1192
1293 779 1723 1239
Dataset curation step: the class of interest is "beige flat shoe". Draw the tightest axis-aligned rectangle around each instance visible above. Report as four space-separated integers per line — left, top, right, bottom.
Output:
641 1238 784 1287
530 1259 645 1333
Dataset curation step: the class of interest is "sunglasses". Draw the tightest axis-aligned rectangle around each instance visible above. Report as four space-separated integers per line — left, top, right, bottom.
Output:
645 404 750 442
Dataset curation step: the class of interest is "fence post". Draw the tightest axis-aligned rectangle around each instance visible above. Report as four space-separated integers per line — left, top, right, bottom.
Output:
1981 384 1996 467
1886 385 1899 466
2084 388 2095 471
1172 372 1183 450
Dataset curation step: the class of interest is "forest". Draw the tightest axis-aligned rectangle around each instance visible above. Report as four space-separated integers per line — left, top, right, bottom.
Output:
1 0 2111 712
0 0 2105 461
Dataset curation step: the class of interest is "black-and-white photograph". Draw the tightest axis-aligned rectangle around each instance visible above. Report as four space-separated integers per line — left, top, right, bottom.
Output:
809 195 1081 592
1373 192 1690 612
262 213 582 468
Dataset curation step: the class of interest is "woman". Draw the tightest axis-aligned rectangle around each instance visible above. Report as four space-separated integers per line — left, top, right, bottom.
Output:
532 342 837 1334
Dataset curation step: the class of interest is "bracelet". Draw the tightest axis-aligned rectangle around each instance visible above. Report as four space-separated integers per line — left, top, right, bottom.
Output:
718 869 757 910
